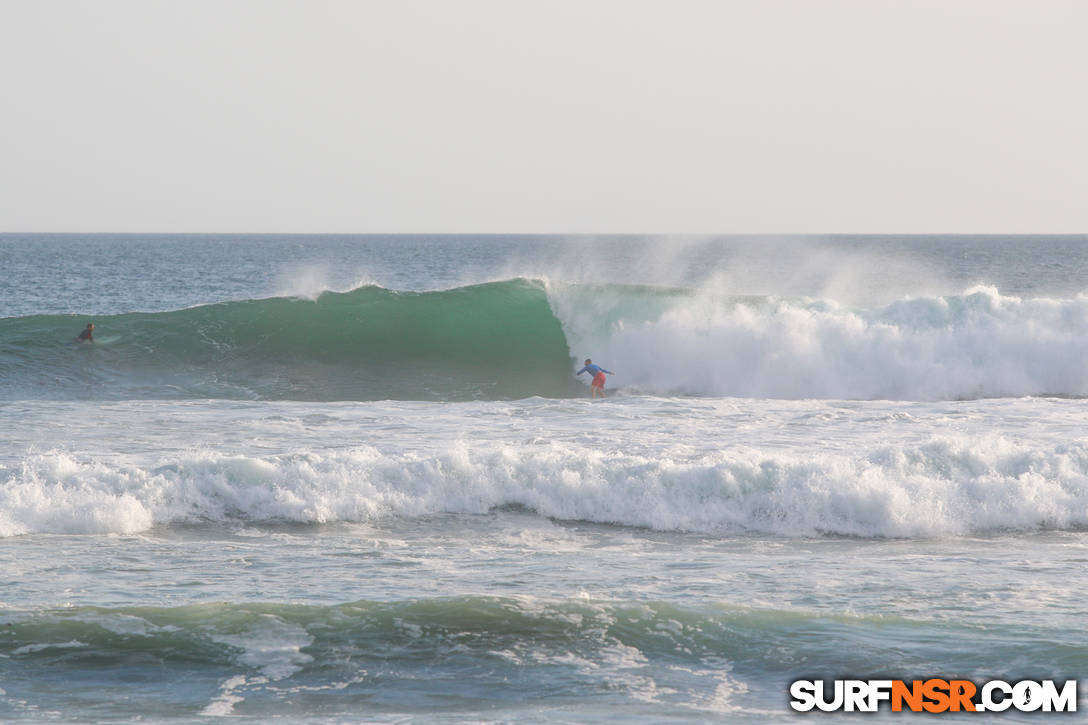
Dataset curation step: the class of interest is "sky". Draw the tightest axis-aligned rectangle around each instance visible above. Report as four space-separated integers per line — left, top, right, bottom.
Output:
1 0 1086 233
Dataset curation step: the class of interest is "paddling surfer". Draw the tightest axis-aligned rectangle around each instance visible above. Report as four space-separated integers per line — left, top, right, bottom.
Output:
76 323 94 343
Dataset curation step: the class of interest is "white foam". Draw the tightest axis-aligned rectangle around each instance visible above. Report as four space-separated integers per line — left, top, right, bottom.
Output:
5 430 1088 538
12 641 87 655
549 285 1088 400
0 452 153 537
202 674 248 717
211 615 314 680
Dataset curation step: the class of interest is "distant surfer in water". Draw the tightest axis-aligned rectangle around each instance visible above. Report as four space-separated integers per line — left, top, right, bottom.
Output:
76 323 94 343
576 358 613 398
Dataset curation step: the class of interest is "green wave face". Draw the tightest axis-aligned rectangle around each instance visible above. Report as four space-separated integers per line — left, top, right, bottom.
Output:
0 280 582 401
0 597 782 719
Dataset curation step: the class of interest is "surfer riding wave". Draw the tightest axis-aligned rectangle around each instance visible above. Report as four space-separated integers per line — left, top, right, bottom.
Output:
576 358 614 398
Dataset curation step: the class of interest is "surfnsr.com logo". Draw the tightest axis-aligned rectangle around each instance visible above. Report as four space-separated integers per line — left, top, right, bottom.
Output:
789 679 1078 713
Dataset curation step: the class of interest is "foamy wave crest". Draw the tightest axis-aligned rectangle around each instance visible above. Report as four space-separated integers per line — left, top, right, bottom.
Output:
549 284 1088 400
5 436 1088 538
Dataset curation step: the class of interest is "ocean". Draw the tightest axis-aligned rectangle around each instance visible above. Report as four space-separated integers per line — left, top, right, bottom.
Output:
2 233 1087 723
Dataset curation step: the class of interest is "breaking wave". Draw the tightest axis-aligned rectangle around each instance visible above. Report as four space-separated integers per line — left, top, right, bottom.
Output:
5 434 1088 538
4 280 1088 401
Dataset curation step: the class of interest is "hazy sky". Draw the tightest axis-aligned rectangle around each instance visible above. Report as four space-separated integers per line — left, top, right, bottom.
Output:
2 0 1085 233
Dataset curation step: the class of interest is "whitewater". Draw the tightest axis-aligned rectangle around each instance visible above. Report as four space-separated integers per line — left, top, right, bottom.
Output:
2 234 1088 723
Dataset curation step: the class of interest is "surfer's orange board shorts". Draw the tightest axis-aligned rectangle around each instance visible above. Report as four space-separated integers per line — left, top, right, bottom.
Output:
592 372 607 388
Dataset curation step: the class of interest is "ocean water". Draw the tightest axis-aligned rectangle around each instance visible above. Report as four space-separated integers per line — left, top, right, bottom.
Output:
2 234 1088 723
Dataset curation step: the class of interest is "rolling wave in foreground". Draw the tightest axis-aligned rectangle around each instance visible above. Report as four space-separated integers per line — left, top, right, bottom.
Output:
7 596 1056 719
4 278 1088 401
